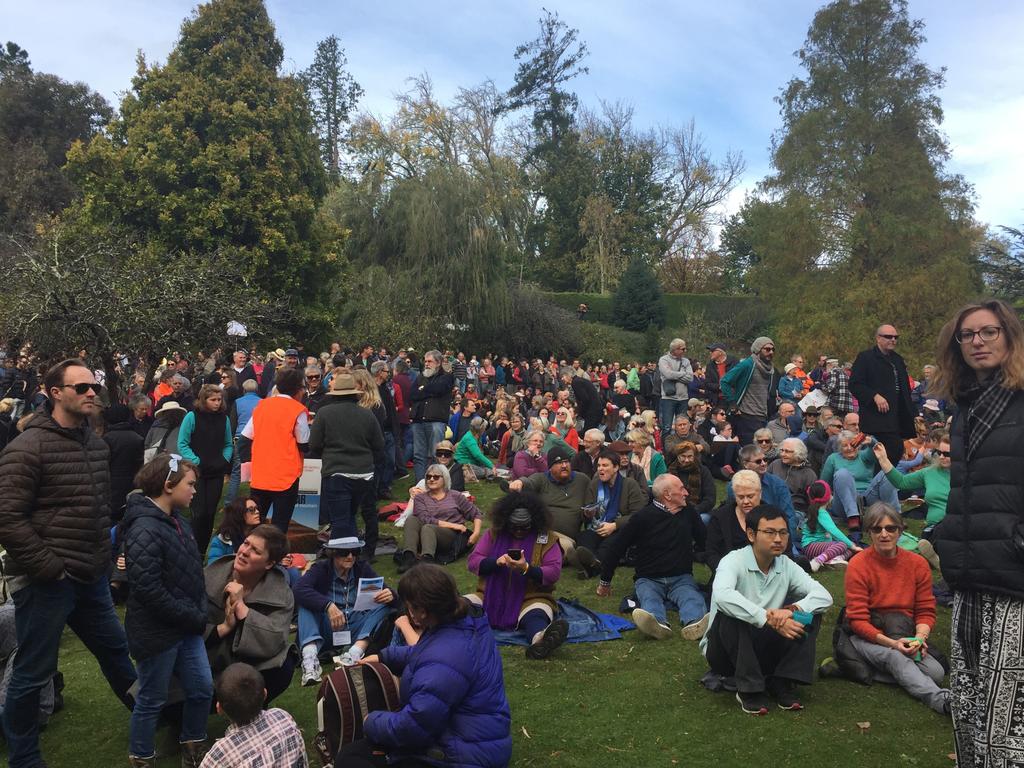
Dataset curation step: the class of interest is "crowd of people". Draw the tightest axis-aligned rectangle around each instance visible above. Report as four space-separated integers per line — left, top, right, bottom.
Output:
0 297 1021 767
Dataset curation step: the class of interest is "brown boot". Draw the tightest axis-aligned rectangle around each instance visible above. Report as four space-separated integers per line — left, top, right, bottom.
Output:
180 739 209 768
918 539 941 571
128 755 156 768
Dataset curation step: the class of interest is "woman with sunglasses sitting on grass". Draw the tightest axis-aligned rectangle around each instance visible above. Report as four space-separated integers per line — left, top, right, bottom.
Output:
466 491 569 659
206 496 262 564
295 536 396 686
398 464 482 574
840 502 949 715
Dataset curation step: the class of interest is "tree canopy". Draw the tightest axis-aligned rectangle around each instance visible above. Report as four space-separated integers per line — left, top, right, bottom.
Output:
64 0 334 332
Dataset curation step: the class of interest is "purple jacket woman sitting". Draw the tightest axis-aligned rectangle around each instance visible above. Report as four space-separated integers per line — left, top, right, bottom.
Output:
466 491 568 659
338 565 511 768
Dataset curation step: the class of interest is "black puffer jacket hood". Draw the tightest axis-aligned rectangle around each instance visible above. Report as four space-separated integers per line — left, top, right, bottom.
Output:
123 493 207 660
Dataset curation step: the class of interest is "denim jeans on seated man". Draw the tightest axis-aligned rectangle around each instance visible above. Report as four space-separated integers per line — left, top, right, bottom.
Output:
129 634 213 759
297 603 391 656
830 468 900 520
411 421 447 481
635 574 707 628
3 576 137 768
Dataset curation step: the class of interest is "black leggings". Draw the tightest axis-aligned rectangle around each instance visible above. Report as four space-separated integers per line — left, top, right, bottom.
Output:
191 474 224 555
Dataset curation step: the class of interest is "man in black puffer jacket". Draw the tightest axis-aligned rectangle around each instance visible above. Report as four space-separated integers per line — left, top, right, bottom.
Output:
0 359 137 768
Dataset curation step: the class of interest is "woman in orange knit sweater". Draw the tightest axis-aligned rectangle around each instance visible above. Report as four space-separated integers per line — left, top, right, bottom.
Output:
843 502 950 714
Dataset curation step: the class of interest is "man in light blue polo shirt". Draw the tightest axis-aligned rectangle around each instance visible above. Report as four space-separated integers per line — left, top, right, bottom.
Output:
701 504 832 715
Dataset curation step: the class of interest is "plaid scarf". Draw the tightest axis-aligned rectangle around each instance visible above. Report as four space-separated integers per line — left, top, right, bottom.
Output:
960 371 1015 460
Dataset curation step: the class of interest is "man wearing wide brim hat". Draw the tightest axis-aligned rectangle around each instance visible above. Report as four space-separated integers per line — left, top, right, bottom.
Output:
309 372 385 552
294 536 396 682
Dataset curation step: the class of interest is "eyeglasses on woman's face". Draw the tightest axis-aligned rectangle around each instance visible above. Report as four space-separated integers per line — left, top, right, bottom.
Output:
756 438 772 445
869 524 901 534
425 474 443 481
956 325 1002 344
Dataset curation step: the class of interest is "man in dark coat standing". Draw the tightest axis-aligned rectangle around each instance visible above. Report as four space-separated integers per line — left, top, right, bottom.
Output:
562 368 602 432
0 359 137 768
849 323 915 465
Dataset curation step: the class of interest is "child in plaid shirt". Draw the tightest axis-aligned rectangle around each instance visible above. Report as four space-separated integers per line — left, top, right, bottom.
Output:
201 663 307 768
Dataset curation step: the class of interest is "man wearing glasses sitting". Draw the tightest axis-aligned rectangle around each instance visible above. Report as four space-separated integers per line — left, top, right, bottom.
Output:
0 359 138 768
702 504 832 715
850 324 917 467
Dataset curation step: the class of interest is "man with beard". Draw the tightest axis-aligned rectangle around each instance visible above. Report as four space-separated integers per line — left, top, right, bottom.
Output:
409 350 455 482
720 337 781 446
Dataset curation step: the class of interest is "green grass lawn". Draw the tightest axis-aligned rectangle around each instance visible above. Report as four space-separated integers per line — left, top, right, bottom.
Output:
1 476 955 767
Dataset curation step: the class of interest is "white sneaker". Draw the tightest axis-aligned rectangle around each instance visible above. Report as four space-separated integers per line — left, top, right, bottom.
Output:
681 612 710 641
301 656 322 686
810 558 822 573
632 608 673 640
827 557 848 569
336 649 363 667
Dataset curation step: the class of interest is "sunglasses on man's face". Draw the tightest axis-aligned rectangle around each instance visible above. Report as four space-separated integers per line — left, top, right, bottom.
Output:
61 382 103 395
934 449 951 457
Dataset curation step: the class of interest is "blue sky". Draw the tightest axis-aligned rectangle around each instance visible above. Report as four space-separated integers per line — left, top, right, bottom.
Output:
5 0 1021 228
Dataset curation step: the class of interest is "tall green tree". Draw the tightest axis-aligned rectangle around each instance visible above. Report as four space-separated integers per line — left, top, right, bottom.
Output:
301 35 363 183
503 10 592 289
65 0 332 328
980 226 1024 303
0 43 112 233
753 0 981 358
612 259 666 332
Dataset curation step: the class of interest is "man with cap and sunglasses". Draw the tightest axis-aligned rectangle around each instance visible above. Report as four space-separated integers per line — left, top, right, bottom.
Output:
294 536 396 685
0 358 138 767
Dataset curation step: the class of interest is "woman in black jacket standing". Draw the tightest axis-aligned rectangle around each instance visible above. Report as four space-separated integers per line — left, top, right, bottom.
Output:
124 454 213 768
932 299 1024 765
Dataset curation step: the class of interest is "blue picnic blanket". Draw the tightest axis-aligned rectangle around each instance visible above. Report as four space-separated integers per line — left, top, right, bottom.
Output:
492 598 635 646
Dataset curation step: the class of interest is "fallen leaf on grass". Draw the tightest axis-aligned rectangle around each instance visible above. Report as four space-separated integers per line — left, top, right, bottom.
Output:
857 722 871 732
521 726 531 739
604 746 627 753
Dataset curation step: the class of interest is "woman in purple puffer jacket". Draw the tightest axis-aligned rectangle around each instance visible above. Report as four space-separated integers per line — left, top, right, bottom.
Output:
338 564 511 768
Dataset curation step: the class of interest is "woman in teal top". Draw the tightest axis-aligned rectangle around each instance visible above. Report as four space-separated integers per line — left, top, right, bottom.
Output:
800 480 863 571
454 416 495 478
820 431 900 531
873 433 951 529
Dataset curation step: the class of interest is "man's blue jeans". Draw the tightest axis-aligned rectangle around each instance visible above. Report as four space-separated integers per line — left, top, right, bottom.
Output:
129 634 213 758
321 474 375 540
224 442 242 505
2 576 137 768
297 604 391 652
635 574 707 626
657 398 688 441
831 469 900 520
411 421 446 481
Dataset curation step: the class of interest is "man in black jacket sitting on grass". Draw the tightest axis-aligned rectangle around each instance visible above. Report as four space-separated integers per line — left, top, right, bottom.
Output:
595 474 709 642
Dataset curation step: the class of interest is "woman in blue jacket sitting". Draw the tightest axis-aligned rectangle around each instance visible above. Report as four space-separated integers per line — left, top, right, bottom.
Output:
338 564 512 768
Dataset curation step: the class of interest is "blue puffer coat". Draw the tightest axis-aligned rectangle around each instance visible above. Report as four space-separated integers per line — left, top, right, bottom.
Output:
123 494 207 660
366 608 511 768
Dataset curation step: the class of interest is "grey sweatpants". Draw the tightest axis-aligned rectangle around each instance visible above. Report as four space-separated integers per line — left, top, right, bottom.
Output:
850 634 949 713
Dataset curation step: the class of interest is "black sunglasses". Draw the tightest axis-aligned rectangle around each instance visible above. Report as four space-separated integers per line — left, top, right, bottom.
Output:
878 334 899 341
61 382 103 395
435 451 453 457
307 375 322 380
333 549 359 557
934 449 951 457
425 473 443 480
